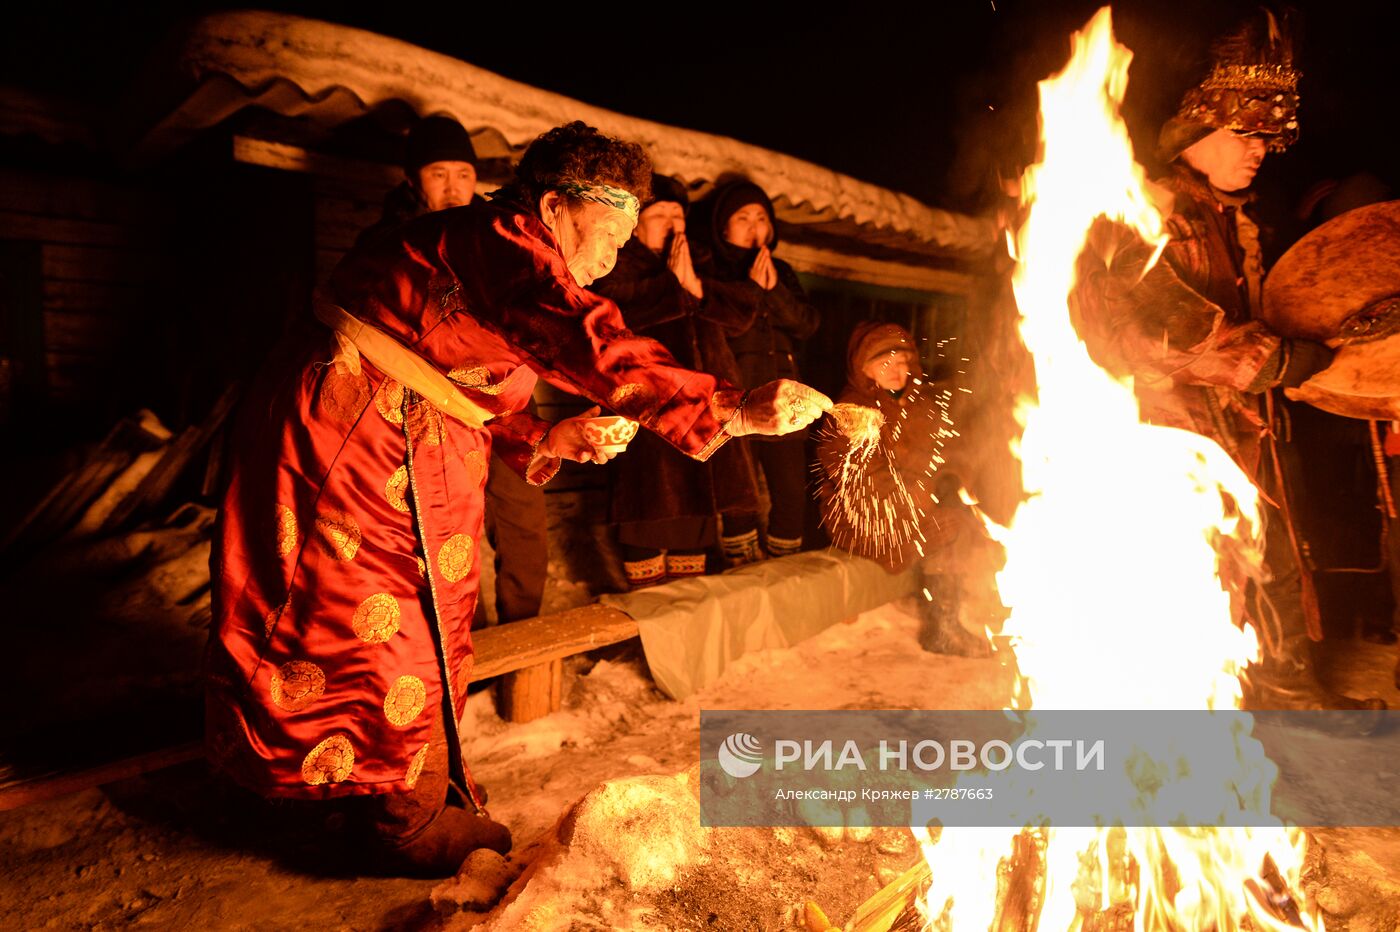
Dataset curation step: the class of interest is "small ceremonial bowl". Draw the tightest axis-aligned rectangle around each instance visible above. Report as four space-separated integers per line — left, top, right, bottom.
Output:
581 415 639 453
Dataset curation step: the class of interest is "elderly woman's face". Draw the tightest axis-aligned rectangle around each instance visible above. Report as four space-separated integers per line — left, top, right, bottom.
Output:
542 193 637 286
723 203 773 250
863 349 914 393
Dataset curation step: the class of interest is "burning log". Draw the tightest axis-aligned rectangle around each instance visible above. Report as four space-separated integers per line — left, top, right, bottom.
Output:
845 829 1314 931
847 858 931 932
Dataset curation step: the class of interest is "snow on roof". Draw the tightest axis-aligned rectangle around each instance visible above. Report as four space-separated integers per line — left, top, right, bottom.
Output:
142 10 994 261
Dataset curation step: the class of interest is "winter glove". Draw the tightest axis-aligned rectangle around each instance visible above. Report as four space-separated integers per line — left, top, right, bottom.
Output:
726 379 833 436
1279 339 1335 389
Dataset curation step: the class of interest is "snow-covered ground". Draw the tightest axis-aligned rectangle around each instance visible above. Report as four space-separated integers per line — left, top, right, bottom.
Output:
5 598 1400 930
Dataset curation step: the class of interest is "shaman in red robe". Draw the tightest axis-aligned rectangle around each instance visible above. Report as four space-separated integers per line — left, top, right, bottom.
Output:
207 197 732 799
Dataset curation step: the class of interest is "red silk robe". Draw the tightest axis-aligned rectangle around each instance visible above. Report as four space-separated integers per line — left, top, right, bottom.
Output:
207 199 731 799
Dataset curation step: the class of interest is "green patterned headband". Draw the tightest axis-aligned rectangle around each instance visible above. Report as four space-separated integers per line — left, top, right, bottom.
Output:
556 182 640 222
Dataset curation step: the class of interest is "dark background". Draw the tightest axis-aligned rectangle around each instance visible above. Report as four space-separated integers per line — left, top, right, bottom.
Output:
3 0 1397 215
2 1 1394 613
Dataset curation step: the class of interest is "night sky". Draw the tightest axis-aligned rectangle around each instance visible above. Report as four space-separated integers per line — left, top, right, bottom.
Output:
4 1 1397 215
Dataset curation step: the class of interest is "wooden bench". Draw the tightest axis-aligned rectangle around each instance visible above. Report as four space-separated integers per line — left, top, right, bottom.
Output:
0 602 640 810
469 601 639 723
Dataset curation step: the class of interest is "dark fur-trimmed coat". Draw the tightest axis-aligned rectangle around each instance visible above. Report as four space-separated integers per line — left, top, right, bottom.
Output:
592 240 761 551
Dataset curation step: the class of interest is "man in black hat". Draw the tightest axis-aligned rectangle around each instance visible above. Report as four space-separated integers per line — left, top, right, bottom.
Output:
358 115 481 244
360 115 550 628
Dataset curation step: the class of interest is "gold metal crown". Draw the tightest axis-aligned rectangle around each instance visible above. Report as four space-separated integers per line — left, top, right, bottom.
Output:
1199 62 1300 96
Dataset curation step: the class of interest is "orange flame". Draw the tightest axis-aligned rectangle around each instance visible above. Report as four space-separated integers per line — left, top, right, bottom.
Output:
917 9 1320 929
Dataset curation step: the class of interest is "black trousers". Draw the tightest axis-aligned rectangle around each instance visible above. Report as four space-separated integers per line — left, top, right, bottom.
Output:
750 432 808 542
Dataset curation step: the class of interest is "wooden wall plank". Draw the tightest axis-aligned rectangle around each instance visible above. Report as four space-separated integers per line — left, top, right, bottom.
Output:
0 168 165 224
42 280 147 313
42 244 160 284
43 310 130 352
0 210 142 248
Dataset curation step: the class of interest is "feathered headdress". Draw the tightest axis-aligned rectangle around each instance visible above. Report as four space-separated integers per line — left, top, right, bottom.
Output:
1161 8 1301 160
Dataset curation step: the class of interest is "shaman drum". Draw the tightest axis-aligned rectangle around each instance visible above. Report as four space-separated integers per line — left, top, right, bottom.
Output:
1262 199 1400 420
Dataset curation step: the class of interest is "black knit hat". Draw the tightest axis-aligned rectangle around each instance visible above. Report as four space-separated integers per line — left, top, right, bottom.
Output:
646 173 689 212
707 176 777 250
405 116 479 173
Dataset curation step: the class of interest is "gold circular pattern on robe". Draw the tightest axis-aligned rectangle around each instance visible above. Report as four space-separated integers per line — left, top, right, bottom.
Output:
406 402 446 447
275 505 298 558
320 361 371 423
448 365 490 388
264 599 289 637
448 365 508 395
352 592 401 643
437 533 474 583
383 674 427 727
314 509 361 561
415 555 427 579
301 734 354 786
608 382 657 415
375 379 406 425
270 660 326 712
405 743 430 789
385 466 411 514
463 450 486 487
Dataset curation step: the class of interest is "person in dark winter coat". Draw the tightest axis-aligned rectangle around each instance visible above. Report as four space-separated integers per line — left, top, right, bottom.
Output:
358 116 549 626
1072 12 1381 712
591 175 763 585
698 177 820 561
816 322 995 656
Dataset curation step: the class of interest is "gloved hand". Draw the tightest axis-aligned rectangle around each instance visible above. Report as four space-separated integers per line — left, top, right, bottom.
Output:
726 379 833 436
1280 339 1335 389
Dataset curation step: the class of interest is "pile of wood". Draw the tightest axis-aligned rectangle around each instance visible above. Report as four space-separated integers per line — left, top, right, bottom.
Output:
1 384 238 558
0 387 238 810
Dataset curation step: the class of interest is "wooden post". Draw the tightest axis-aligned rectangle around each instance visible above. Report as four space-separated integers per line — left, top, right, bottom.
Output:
494 659 563 723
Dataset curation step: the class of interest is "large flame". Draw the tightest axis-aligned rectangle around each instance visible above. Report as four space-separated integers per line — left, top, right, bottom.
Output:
918 9 1319 929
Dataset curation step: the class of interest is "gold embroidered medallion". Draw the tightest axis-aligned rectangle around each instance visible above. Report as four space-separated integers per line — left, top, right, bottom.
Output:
270 660 325 712
375 378 405 425
352 592 400 643
406 401 446 447
319 361 371 423
301 734 354 785
383 675 427 727
607 382 657 414
405 743 430 789
385 466 411 514
275 505 298 558
437 533 474 583
463 449 486 487
264 598 290 637
314 509 361 561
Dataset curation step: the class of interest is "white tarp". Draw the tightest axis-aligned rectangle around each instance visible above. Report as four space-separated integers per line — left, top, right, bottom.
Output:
601 550 919 700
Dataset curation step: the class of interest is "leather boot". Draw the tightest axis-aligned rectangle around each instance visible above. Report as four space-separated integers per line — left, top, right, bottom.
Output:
917 576 991 658
1244 635 1386 715
376 806 512 879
